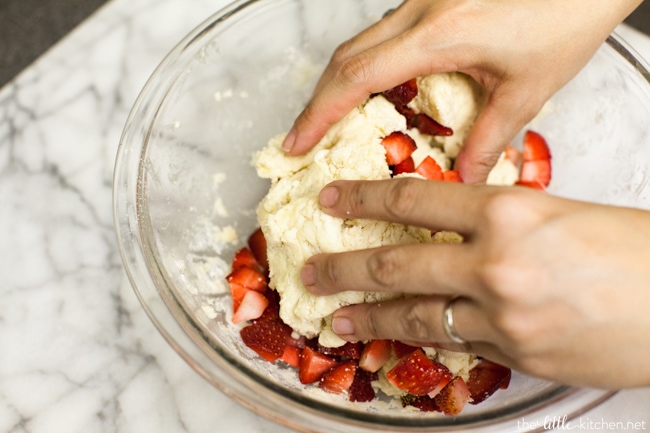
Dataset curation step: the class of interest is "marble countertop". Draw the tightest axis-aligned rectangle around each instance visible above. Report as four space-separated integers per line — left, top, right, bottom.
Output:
1 0 650 432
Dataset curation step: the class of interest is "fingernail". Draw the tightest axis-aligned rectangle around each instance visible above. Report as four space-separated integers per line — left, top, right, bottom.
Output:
282 128 296 152
319 185 339 208
332 316 355 336
300 263 316 286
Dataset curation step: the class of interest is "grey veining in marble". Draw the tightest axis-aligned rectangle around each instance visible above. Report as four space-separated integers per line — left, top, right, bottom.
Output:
1 0 649 432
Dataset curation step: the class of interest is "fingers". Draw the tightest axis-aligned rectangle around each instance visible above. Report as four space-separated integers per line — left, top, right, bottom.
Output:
318 177 486 234
302 243 476 298
330 295 497 345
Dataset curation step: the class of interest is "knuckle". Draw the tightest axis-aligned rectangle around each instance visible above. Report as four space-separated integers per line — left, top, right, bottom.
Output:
322 254 347 292
401 301 436 342
367 247 404 288
383 177 420 220
335 53 374 88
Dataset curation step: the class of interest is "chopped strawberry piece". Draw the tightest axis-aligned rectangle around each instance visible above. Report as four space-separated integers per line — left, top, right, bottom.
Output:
391 340 420 359
443 169 463 183
386 349 453 396
381 131 417 165
391 156 415 176
232 290 269 324
280 345 301 368
434 376 471 416
349 368 377 402
515 179 546 191
504 145 522 167
466 359 512 404
381 79 418 107
415 156 444 180
229 282 249 312
427 370 453 399
522 130 551 162
519 159 551 186
402 394 439 412
317 341 363 360
359 339 392 373
247 227 269 271
231 247 261 272
226 267 267 292
320 360 358 394
410 113 453 136
239 308 292 361
299 347 339 384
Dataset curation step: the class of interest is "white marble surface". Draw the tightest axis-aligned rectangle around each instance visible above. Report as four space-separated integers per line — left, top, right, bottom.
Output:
1 0 650 432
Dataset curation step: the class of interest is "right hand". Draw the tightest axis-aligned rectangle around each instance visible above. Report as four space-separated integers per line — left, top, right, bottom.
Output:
283 0 642 183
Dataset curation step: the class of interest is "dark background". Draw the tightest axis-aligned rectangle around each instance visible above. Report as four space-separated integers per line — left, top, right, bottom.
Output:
1 0 650 87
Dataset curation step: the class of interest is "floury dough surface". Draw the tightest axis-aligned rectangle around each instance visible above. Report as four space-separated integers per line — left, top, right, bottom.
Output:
254 72 517 348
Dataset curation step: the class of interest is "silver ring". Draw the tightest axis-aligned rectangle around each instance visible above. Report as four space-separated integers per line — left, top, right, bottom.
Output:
443 297 467 344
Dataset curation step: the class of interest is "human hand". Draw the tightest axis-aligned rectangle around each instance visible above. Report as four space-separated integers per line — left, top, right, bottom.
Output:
300 178 650 388
283 0 642 183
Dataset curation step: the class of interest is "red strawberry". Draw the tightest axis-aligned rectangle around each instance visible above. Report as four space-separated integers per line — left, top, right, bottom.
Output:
427 370 453 399
247 227 269 271
515 179 546 191
391 341 420 359
232 290 269 324
403 395 439 412
280 345 301 368
519 159 551 186
466 359 512 404
386 349 452 396
319 360 358 394
229 282 249 311
443 169 463 183
410 113 453 136
231 247 261 272
391 156 415 176
382 131 417 165
415 156 444 181
522 130 551 161
359 340 392 373
349 368 377 402
226 267 267 292
239 313 292 361
317 341 363 360
381 79 418 107
298 347 339 384
434 376 471 416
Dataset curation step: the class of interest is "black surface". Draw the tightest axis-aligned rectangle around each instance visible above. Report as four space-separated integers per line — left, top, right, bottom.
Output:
1 0 650 87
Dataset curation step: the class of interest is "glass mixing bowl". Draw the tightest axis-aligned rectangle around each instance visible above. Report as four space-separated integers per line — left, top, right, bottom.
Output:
113 0 650 431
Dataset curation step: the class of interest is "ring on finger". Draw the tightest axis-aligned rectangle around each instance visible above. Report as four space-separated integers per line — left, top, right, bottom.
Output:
442 297 468 345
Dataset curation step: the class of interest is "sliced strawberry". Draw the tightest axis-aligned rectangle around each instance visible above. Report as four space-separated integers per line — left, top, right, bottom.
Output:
410 113 453 136
247 227 269 271
239 310 292 361
391 340 420 359
280 345 301 368
381 79 418 107
386 349 452 396
226 267 267 292
402 394 439 412
232 290 269 324
359 340 392 373
231 246 261 272
415 156 444 180
391 156 415 176
317 341 363 360
519 159 551 187
298 347 339 384
466 359 512 404
522 130 551 162
320 360 358 394
381 131 417 166
434 376 471 416
427 370 453 399
229 282 249 312
443 169 463 183
349 368 377 402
